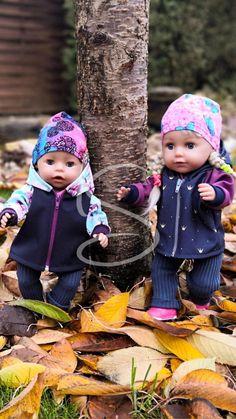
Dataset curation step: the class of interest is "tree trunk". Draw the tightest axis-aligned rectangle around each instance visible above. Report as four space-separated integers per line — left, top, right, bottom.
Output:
75 0 151 288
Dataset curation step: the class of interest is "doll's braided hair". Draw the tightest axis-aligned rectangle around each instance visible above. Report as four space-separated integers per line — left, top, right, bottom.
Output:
144 150 235 215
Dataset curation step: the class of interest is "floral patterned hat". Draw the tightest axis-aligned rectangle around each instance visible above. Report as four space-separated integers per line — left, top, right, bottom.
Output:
161 94 222 151
32 112 89 165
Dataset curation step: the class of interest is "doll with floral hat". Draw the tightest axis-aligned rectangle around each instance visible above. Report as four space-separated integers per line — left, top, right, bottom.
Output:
0 112 110 310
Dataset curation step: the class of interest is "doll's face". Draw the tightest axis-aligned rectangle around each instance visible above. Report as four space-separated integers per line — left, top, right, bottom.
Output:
162 130 213 173
37 151 83 190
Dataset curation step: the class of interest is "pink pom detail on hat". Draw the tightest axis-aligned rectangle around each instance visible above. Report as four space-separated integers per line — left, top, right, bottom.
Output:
32 111 89 165
161 94 222 151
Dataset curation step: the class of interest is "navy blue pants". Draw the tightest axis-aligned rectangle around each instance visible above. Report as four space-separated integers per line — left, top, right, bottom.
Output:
151 253 222 309
17 263 82 310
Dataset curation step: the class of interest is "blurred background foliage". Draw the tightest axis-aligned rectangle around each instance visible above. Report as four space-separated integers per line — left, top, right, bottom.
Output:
62 0 236 112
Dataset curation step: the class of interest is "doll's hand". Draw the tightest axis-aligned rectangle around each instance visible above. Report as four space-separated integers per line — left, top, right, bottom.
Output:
93 233 108 248
0 212 13 228
198 183 216 201
116 186 131 201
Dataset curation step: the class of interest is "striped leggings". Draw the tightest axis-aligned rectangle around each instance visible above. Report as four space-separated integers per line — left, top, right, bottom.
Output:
151 253 222 309
17 263 82 311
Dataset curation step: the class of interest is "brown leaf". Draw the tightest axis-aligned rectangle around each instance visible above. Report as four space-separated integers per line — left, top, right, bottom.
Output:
171 370 236 413
0 305 37 337
50 338 77 373
161 404 191 419
126 308 195 337
189 398 223 418
88 395 132 419
1 270 21 296
68 332 135 352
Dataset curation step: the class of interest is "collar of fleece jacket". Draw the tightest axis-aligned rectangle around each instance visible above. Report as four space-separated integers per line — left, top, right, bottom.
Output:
26 163 95 197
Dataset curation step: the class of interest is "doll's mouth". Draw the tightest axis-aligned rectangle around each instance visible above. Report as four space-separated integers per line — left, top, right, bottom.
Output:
53 176 64 181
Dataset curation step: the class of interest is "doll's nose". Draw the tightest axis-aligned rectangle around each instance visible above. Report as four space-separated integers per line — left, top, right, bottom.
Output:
175 147 184 156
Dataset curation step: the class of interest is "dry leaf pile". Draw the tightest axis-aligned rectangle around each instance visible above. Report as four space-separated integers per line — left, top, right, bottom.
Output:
0 253 236 418
0 149 236 417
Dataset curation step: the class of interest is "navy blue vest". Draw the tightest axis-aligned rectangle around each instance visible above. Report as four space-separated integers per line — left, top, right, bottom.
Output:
10 188 91 272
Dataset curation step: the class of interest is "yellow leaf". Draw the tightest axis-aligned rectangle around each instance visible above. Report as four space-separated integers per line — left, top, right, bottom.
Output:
187 329 236 365
57 373 134 396
0 356 24 369
0 336 7 350
154 330 205 361
80 293 129 333
215 296 236 313
97 346 168 386
168 357 216 394
0 374 44 418
170 358 182 372
0 362 46 388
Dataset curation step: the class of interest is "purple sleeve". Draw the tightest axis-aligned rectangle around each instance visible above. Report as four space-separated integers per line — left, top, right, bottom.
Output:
91 224 110 236
204 169 235 208
0 208 18 226
122 176 155 207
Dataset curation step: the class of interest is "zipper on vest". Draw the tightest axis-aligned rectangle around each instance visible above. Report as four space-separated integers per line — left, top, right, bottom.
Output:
171 178 184 257
45 191 64 271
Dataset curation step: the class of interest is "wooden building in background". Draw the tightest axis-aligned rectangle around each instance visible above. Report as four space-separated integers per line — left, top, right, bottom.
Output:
0 0 68 116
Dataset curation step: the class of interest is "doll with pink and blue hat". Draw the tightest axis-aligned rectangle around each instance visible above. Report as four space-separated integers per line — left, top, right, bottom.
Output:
117 94 235 320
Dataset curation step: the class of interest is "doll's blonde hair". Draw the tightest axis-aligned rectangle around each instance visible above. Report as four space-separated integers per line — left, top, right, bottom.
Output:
144 148 235 215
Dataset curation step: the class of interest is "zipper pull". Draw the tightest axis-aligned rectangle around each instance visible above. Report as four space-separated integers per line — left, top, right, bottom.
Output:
175 179 183 193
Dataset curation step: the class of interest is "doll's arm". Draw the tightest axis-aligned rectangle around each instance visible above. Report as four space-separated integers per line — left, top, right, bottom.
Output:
86 195 110 244
116 175 159 206
200 170 234 208
0 184 33 225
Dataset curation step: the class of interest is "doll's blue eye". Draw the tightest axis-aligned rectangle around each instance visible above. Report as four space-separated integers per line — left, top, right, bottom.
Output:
46 159 54 165
186 143 194 149
167 144 174 150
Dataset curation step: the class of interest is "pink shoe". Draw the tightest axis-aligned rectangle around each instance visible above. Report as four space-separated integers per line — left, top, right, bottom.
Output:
195 303 209 310
147 307 177 321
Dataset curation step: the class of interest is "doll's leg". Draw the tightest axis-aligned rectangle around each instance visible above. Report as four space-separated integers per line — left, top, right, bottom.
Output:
17 263 43 300
47 270 83 310
187 254 222 305
151 253 182 309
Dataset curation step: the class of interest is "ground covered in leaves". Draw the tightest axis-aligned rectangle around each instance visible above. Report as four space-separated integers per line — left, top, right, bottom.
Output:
0 134 236 418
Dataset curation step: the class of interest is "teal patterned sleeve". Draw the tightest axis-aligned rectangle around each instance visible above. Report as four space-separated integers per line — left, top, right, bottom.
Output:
86 194 110 236
2 184 34 222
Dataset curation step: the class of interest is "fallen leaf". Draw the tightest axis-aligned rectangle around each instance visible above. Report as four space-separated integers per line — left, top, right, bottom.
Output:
80 293 129 332
154 329 205 361
0 362 46 387
8 299 71 322
31 328 73 345
187 330 236 365
97 346 168 386
0 374 44 418
0 305 37 337
127 308 195 337
171 369 236 413
120 325 170 353
68 332 135 352
167 357 216 394
50 338 77 373
57 373 132 396
88 395 132 419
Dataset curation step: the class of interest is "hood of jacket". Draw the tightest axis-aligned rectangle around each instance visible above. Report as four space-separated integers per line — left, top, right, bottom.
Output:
26 162 95 197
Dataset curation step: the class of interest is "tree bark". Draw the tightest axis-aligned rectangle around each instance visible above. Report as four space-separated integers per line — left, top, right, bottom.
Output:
75 0 151 288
